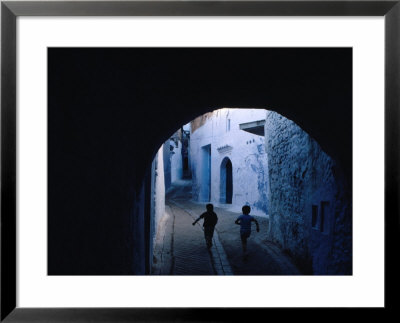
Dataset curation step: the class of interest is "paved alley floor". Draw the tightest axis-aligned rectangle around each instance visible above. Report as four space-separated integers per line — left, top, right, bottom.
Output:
152 180 301 276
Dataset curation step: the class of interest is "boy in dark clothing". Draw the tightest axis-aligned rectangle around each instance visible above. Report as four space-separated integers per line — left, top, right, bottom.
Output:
235 205 259 258
192 204 218 249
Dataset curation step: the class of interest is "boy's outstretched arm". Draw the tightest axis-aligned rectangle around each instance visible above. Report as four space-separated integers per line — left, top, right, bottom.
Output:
253 219 260 232
192 216 201 226
235 219 240 225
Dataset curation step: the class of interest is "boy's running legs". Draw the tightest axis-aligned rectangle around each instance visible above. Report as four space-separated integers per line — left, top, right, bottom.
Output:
240 231 250 259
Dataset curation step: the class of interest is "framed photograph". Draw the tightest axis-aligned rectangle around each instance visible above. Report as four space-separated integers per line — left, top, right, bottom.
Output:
1 0 397 321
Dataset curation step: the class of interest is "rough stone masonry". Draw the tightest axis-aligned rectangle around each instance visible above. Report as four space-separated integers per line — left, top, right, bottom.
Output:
265 111 352 275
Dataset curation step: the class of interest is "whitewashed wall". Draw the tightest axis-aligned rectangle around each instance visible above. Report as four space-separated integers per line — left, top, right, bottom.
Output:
170 139 183 183
190 108 269 217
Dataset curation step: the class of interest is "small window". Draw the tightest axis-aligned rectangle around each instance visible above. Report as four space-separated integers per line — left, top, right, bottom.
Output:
312 205 318 228
320 201 330 233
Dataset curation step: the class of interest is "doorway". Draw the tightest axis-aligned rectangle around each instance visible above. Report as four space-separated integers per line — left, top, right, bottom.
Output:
220 157 233 204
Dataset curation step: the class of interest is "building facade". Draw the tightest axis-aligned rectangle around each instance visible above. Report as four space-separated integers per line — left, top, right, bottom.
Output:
190 108 269 216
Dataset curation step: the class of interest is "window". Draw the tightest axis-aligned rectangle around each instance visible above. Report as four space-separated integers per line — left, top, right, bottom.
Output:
312 205 318 228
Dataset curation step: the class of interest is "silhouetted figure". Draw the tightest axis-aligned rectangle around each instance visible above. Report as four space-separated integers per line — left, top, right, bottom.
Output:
235 205 260 259
192 204 218 249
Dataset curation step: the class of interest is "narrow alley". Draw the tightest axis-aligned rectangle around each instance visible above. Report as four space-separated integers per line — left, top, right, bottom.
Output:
152 180 301 275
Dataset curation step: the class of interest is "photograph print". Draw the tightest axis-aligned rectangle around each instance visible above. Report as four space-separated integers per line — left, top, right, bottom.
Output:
48 48 352 276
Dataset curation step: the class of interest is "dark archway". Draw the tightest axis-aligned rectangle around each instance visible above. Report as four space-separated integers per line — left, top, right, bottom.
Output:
48 48 352 275
220 157 233 204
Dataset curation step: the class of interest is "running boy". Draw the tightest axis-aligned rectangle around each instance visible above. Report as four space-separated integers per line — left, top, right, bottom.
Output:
235 205 259 258
192 204 218 249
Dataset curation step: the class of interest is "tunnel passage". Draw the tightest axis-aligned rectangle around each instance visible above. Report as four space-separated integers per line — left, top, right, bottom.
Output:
48 48 352 275
220 157 233 204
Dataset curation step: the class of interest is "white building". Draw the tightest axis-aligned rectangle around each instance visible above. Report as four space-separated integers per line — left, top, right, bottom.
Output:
190 108 269 217
163 129 185 190
169 135 183 183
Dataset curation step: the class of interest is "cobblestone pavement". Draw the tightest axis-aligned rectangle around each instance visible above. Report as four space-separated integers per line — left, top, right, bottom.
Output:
152 180 301 275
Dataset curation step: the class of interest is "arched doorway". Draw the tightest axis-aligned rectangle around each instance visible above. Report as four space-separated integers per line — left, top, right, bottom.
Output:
220 157 233 204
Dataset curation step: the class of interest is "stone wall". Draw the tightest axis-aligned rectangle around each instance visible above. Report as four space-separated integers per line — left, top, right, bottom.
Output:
265 111 352 274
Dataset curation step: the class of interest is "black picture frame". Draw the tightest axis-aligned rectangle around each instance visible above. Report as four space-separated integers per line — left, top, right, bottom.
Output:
1 0 398 321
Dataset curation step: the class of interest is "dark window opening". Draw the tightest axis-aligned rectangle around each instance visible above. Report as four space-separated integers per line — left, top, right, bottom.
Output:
312 205 318 228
